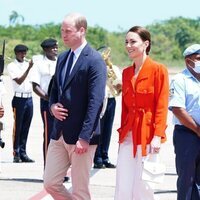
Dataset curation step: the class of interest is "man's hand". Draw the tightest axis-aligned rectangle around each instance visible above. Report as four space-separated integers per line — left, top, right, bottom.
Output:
74 139 89 154
0 105 4 118
114 83 122 94
196 125 200 137
172 107 200 137
28 59 34 69
51 103 68 121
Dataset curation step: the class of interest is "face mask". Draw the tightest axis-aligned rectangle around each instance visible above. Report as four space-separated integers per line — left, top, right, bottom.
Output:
193 61 200 74
187 59 200 74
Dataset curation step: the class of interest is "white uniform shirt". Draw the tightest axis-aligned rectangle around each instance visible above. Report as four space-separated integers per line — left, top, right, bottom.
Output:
169 68 200 125
31 55 57 94
7 59 32 93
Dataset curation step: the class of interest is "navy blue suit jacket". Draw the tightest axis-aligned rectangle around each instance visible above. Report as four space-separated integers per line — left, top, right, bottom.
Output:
49 44 107 145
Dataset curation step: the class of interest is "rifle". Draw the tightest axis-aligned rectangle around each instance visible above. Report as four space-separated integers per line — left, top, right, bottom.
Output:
0 41 5 148
0 40 5 76
0 122 4 148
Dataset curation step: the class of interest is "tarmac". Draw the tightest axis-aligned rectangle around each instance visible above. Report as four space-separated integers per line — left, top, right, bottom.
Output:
0 72 180 200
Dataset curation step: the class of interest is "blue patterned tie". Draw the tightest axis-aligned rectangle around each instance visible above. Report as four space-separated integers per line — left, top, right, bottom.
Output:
62 51 74 87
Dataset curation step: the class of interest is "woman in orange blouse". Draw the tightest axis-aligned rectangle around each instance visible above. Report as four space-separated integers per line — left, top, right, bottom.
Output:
114 26 169 200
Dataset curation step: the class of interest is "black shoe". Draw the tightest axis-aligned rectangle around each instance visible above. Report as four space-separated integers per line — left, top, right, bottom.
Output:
93 163 105 169
20 155 35 163
63 176 70 182
13 156 22 163
104 162 116 168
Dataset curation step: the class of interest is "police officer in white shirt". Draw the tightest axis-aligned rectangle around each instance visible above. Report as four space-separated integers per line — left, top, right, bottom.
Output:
31 38 58 166
169 44 200 200
7 44 34 163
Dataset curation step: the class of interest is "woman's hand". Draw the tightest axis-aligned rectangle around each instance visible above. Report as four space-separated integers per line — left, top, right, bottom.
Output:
150 135 161 154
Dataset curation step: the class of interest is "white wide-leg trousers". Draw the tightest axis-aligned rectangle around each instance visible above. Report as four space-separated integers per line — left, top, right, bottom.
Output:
114 133 155 200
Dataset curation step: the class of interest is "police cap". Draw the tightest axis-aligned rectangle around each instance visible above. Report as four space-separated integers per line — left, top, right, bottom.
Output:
40 38 58 48
14 44 28 52
183 44 200 57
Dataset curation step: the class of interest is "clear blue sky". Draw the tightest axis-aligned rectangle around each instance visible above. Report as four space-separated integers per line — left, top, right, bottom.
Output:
1 0 200 32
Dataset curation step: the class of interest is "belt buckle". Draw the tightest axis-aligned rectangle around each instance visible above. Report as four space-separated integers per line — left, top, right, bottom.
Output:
22 93 27 98
15 92 31 98
24 93 31 98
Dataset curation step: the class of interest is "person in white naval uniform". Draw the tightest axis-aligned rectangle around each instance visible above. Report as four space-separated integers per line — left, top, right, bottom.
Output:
31 38 58 166
7 44 34 163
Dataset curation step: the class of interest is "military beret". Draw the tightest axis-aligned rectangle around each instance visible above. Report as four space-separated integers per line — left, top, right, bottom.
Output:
183 44 200 57
14 44 28 52
40 38 58 48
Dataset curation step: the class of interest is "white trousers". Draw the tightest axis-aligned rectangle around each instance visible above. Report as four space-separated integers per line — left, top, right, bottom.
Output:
114 133 155 200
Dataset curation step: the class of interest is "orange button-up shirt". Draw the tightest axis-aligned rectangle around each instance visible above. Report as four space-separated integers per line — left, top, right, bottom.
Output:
118 57 169 157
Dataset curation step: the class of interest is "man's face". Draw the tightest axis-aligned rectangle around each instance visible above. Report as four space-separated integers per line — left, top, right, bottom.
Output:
186 54 200 67
61 18 85 50
44 45 58 60
15 51 27 62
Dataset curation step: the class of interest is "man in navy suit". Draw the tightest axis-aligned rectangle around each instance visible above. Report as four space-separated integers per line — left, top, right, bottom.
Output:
43 13 107 200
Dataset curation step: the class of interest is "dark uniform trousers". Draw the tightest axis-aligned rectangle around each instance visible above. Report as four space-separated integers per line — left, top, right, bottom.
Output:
94 97 116 164
12 96 33 157
40 98 54 166
173 125 200 200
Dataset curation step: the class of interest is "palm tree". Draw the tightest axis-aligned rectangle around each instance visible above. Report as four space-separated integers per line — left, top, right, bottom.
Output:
9 11 24 26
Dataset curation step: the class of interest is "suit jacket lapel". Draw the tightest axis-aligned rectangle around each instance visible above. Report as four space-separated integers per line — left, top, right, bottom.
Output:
58 51 70 87
63 56 84 89
62 45 89 90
